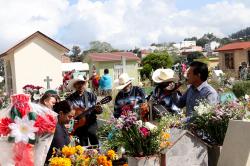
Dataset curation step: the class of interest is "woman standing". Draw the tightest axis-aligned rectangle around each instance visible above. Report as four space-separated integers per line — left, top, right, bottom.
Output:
45 100 75 163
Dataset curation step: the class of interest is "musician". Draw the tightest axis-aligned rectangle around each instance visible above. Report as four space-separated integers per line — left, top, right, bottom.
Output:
66 75 102 146
151 68 181 118
114 73 146 118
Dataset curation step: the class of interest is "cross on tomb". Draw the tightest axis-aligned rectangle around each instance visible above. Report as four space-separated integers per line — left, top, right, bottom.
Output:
44 76 52 89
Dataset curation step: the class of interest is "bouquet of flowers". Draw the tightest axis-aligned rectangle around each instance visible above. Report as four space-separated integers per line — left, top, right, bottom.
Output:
23 84 44 102
188 100 248 145
49 145 117 166
99 111 171 157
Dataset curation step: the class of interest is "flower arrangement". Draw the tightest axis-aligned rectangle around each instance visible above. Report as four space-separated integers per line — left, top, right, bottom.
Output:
188 100 248 145
0 94 57 165
23 84 44 102
49 145 117 166
98 111 171 157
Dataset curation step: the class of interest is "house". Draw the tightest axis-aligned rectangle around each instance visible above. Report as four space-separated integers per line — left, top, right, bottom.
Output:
0 31 69 94
84 52 140 85
216 41 250 72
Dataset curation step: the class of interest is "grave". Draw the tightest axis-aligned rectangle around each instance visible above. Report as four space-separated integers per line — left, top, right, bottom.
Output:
161 128 208 166
218 120 250 166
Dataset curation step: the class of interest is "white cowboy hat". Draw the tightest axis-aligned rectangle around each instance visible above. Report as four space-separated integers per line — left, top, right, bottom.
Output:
114 73 134 90
67 75 87 90
152 68 177 83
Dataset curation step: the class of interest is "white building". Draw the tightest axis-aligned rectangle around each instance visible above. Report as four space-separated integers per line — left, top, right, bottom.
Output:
204 41 220 52
173 41 196 49
0 31 69 94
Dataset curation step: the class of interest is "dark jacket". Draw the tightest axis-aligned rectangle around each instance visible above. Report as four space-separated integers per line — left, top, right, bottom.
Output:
46 123 70 162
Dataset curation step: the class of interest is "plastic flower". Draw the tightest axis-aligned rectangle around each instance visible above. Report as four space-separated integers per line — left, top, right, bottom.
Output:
8 116 38 143
0 117 12 136
34 114 56 134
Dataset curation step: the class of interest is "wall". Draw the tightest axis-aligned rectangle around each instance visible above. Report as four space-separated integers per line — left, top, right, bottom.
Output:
13 37 64 93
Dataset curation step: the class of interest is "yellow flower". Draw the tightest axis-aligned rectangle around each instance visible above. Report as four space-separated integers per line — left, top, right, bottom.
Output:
162 132 170 140
75 145 84 154
106 150 117 160
49 157 71 166
97 155 108 165
62 146 76 157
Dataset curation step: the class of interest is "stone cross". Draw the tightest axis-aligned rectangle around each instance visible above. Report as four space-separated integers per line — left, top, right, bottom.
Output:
43 76 52 89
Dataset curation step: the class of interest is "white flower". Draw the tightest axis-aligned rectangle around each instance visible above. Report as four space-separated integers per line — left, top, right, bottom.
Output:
8 116 38 143
136 120 143 127
245 94 249 100
194 100 212 116
145 122 157 131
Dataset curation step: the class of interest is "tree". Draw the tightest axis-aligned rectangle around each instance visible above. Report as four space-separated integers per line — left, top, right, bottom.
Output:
88 41 113 53
141 51 173 79
70 45 81 62
186 51 204 64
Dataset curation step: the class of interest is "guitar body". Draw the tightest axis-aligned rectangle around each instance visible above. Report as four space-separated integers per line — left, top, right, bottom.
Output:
70 96 112 135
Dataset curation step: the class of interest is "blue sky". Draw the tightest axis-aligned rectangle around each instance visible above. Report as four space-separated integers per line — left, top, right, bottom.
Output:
175 0 220 10
1 0 250 51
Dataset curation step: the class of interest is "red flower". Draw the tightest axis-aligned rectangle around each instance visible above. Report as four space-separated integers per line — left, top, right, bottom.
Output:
13 142 34 166
34 114 57 134
11 94 31 117
0 117 12 136
139 127 150 137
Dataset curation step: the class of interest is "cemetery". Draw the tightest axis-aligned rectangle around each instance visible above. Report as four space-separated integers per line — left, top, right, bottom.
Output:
0 31 250 166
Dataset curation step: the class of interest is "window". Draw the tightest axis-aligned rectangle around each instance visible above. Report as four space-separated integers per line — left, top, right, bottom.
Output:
225 53 234 69
114 64 123 80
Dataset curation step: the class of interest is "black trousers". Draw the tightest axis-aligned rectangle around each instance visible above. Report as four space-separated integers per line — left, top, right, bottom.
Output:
75 121 99 146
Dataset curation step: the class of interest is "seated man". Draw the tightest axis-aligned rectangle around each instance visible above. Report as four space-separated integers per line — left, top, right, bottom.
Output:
114 73 146 118
151 68 181 119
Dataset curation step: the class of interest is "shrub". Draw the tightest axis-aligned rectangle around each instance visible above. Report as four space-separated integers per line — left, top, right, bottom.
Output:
232 81 250 98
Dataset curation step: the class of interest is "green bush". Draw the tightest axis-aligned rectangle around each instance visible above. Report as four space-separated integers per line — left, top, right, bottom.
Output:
232 81 250 98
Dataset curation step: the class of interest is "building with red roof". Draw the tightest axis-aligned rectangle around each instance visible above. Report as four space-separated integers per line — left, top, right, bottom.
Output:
216 41 250 72
84 52 141 86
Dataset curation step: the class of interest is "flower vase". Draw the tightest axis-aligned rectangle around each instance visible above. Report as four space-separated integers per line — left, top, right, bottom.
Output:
128 155 160 166
208 145 222 166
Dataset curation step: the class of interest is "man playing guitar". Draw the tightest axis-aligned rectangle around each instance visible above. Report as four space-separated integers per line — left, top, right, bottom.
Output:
66 75 102 146
114 73 147 119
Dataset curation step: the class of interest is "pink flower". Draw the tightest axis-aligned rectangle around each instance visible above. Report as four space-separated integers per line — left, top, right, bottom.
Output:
139 127 150 137
0 117 12 136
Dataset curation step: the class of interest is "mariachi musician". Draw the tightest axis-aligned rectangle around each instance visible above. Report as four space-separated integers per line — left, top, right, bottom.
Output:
66 75 102 146
114 73 148 120
150 68 182 119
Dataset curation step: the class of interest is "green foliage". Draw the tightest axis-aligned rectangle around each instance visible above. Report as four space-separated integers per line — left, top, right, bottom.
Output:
141 51 173 79
232 81 250 98
140 64 152 79
186 51 204 64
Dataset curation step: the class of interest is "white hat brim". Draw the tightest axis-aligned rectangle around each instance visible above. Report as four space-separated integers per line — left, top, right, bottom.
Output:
114 79 134 90
67 78 87 90
152 69 177 83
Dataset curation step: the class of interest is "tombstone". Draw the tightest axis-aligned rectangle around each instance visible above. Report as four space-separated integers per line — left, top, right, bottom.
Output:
212 70 224 81
218 120 250 166
161 128 208 166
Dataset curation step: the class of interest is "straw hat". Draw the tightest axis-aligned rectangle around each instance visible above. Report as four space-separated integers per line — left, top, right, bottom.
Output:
114 73 134 90
67 75 87 90
152 68 177 83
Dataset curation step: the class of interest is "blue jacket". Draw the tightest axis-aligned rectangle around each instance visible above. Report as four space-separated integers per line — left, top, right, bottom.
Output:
99 74 112 90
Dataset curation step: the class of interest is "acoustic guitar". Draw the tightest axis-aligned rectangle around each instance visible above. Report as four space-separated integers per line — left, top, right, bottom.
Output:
71 95 112 135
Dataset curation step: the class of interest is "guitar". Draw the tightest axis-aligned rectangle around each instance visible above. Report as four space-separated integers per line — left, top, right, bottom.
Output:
71 95 112 134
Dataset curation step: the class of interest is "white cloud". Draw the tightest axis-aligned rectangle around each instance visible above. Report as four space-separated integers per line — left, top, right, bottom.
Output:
2 0 250 51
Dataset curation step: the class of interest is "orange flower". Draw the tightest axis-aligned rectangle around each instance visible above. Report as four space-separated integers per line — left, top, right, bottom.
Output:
123 164 128 166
